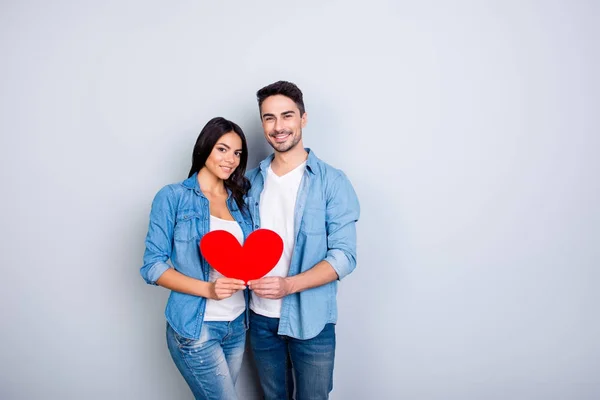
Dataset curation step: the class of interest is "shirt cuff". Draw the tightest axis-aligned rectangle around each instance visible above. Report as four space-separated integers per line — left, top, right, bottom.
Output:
324 249 354 280
145 261 171 285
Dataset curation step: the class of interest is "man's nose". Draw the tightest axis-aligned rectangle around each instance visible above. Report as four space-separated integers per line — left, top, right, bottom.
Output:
274 118 285 132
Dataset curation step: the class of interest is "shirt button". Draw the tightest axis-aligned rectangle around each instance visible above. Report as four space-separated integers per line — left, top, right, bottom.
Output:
254 225 259 229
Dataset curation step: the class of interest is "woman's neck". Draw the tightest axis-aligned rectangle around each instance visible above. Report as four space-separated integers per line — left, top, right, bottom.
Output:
197 168 226 196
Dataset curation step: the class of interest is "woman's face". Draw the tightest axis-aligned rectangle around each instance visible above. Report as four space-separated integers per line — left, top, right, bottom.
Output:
204 131 243 180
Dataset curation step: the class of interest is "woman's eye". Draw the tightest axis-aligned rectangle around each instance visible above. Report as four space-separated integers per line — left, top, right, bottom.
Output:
235 152 241 157
217 147 226 152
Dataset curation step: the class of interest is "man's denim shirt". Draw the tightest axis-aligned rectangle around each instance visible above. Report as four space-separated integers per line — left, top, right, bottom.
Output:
246 148 360 340
140 173 254 340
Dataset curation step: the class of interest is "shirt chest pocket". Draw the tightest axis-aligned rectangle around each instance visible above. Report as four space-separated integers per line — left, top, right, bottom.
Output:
174 212 203 242
300 207 327 235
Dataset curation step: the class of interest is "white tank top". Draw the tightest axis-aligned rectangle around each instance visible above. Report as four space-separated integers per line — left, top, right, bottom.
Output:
203 215 246 321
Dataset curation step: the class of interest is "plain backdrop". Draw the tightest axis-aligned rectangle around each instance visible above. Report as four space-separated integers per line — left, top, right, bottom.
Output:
1 1 599 399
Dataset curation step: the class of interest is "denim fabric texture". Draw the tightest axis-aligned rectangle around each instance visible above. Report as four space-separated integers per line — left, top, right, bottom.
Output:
245 149 360 340
140 173 254 340
167 312 247 400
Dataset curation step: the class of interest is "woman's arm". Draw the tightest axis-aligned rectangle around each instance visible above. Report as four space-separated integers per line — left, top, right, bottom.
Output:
157 269 246 300
141 185 245 299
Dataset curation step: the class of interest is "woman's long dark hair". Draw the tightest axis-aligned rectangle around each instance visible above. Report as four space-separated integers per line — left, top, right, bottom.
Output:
188 117 250 212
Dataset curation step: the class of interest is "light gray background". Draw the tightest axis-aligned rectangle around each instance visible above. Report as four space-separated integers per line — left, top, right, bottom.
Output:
1 1 598 399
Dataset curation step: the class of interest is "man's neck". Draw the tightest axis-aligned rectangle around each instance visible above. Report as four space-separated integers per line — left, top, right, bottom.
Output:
271 145 308 177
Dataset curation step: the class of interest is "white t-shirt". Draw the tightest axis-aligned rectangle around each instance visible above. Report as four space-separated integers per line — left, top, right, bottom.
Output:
203 215 246 321
250 161 306 318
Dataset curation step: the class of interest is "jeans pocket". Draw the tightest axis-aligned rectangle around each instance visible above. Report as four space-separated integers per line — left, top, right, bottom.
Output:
173 331 195 348
226 313 248 341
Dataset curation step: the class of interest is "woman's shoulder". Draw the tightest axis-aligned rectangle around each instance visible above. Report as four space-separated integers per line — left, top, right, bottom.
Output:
151 176 197 207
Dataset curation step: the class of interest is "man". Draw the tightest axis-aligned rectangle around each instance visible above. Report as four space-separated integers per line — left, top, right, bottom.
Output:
246 81 360 399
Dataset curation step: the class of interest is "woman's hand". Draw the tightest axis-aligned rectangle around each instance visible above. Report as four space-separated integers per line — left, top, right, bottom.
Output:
209 277 246 300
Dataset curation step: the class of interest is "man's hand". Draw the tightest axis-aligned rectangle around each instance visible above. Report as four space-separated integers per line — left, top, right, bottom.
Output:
248 277 293 299
209 277 246 300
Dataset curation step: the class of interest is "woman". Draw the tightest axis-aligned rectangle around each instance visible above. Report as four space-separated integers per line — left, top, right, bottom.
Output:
140 117 253 399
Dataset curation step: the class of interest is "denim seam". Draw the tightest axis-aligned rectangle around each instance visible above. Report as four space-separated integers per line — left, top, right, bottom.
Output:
193 203 209 337
286 342 294 399
222 319 232 342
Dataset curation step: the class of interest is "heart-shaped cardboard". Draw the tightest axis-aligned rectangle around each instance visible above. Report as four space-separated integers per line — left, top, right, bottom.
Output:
199 228 283 283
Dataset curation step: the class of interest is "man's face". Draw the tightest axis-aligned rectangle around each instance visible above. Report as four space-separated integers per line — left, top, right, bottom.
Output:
260 95 307 153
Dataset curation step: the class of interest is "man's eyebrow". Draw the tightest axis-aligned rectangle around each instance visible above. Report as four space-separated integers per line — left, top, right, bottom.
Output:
262 110 296 118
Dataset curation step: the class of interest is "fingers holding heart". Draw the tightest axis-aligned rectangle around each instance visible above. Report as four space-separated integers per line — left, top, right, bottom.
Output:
211 277 246 300
249 277 290 299
200 229 284 283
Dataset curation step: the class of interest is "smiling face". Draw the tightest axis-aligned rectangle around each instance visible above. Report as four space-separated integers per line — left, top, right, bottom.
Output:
202 131 243 180
260 94 307 153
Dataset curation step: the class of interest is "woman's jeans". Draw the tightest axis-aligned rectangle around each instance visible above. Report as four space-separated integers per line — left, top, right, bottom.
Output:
166 312 246 400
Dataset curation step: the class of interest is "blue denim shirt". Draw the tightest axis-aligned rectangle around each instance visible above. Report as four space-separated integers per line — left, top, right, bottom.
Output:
140 173 254 339
246 148 360 340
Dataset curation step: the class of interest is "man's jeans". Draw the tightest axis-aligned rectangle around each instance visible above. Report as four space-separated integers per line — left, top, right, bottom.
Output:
166 312 246 400
250 310 336 400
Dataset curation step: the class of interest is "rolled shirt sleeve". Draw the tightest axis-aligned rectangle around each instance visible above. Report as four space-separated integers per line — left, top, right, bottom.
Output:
323 172 360 280
140 185 176 285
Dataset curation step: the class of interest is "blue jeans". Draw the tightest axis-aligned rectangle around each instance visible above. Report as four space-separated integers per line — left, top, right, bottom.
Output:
166 312 246 400
249 310 336 400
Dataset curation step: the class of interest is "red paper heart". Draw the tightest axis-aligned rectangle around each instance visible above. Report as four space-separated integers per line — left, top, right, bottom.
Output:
199 228 283 283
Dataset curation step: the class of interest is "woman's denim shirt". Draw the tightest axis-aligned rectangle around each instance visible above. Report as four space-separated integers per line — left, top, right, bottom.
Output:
140 173 254 339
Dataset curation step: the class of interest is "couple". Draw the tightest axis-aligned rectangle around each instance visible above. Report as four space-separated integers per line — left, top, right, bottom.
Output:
140 81 360 400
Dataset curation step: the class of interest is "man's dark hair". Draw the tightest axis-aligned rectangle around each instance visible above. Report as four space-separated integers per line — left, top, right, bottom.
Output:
256 80 305 115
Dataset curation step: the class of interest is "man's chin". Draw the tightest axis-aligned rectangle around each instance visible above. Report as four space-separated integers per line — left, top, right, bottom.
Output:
270 140 299 153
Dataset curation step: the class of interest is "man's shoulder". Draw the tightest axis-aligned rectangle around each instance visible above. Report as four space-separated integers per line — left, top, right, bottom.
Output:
245 154 274 183
310 152 349 183
245 166 262 182
308 152 358 207
308 153 359 215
